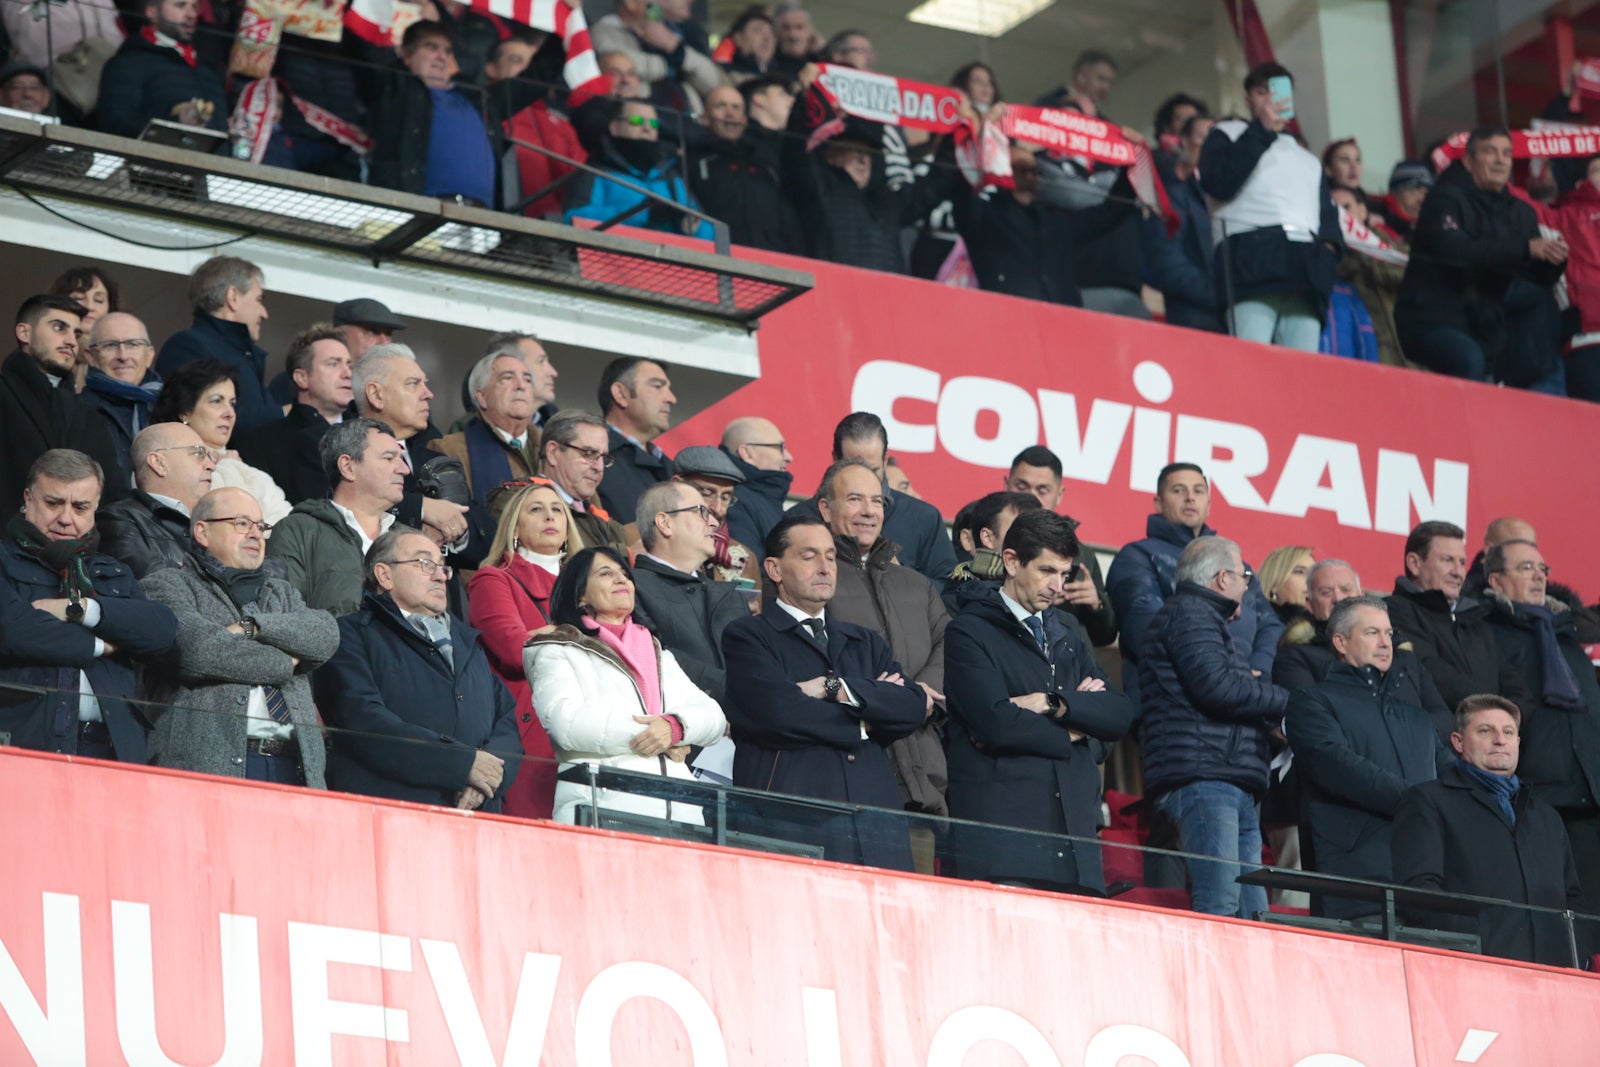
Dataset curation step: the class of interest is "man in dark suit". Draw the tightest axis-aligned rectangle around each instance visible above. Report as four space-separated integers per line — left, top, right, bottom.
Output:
596 356 676 525
234 324 353 505
630 481 748 702
720 514 925 870
313 527 519 810
0 449 177 762
944 509 1135 894
1393 695 1590 967
1285 595 1449 918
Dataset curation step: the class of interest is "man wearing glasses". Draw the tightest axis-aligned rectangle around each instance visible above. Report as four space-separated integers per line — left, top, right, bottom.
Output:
98 423 218 579
141 488 338 787
1483 537 1600 915
314 527 519 811
566 99 715 240
537 409 628 554
1137 535 1290 920
80 313 161 488
719 416 794 552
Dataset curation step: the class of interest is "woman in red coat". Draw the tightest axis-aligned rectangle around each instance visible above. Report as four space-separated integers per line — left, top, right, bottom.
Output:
468 479 585 818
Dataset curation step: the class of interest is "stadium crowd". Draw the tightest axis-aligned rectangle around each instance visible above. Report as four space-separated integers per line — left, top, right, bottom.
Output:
2 250 1598 969
3 0 1600 397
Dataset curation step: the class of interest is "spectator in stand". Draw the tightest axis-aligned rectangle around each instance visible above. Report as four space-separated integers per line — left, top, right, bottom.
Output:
1526 154 1600 402
1377 161 1431 243
1139 535 1289 918
538 409 629 553
720 415 793 552
333 298 407 362
0 61 54 118
141 487 338 787
690 84 804 254
0 449 177 763
467 479 575 819
570 51 650 157
1143 113 1224 333
630 480 749 703
770 2 819 80
1463 515 1538 597
524 544 726 824
156 256 276 433
945 509 1135 892
1151 92 1207 165
1286 594 1447 917
1106 461 1282 705
783 62 963 275
1036 48 1116 112
429 347 541 509
1393 695 1589 967
741 74 795 132
1 295 125 513
566 100 714 240
268 418 406 617
591 0 725 120
96 0 225 140
150 360 291 525
487 32 586 222
668 446 757 583
80 313 162 488
816 458 951 821
367 21 497 208
1321 138 1364 194
1002 446 1115 645
1258 544 1314 630
1395 126 1568 392
1387 520 1528 714
593 356 675 524
235 325 352 507
48 264 118 336
721 6 777 82
1482 538 1600 913
720 514 925 869
788 412 957 590
314 526 520 810
953 62 1001 116
96 422 216 578
953 132 1138 308
1330 186 1411 368
1201 63 1343 352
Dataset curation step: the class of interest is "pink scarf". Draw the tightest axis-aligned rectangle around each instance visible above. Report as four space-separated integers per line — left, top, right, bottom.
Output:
584 617 663 720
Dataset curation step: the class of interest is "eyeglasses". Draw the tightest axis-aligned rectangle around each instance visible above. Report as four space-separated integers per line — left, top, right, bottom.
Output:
623 114 661 129
89 338 153 353
153 444 222 462
554 441 614 468
1224 566 1253 583
201 515 273 538
663 504 717 524
390 557 453 580
1501 561 1552 577
746 440 787 454
688 483 737 509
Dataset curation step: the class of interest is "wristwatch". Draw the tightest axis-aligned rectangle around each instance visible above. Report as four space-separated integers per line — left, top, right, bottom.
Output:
823 671 843 702
239 616 260 640
65 595 85 623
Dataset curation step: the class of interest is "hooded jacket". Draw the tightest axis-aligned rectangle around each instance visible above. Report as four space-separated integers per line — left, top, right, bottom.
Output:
264 498 367 617
567 140 715 240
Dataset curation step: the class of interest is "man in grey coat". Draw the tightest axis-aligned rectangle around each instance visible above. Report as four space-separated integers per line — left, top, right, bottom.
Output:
142 487 339 787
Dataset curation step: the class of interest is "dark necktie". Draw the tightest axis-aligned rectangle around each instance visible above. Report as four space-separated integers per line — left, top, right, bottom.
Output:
262 685 292 725
803 617 828 646
1024 614 1046 652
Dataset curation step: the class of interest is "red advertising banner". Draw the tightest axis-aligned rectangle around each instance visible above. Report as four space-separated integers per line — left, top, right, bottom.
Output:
1 750 1596 1065
657 244 1600 599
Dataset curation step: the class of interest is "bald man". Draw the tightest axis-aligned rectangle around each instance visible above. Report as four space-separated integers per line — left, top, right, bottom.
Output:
720 416 795 550
1464 516 1538 599
98 423 219 578
81 312 161 487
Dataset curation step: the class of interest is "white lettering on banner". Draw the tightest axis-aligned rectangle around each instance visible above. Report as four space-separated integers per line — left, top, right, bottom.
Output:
1083 1024 1194 1066
418 940 562 1066
850 359 1469 533
572 961 727 1066
0 893 85 1066
800 987 844 1067
288 921 412 1066
112 901 262 1067
926 1006 1061 1066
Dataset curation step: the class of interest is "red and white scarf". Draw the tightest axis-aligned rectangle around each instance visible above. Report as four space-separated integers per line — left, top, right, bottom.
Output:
142 24 197 67
1432 124 1600 170
344 0 606 98
1336 203 1407 266
231 76 373 164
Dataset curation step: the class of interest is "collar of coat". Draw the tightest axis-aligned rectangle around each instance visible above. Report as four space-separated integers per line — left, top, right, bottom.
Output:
720 446 793 499
1482 587 1571 621
2 348 63 401
1144 512 1215 548
524 622 657 680
832 533 901 571
1174 580 1240 617
1392 575 1488 619
192 311 261 354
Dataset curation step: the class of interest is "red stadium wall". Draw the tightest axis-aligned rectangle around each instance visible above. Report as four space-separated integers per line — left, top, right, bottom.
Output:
659 246 1600 596
1 749 1596 1065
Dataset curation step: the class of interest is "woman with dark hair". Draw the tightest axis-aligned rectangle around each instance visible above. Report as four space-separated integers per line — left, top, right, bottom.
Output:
468 479 584 819
951 61 1001 114
1321 138 1363 194
523 545 726 825
48 264 120 334
151 359 291 523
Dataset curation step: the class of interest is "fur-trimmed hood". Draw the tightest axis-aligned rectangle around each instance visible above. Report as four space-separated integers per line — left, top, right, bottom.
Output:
524 622 660 680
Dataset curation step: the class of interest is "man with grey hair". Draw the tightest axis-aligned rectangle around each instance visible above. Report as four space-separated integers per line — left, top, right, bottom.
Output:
97 422 218 578
156 256 277 432
268 418 409 616
141 487 339 788
630 480 748 702
1138 534 1290 918
314 525 519 810
429 343 543 508
1285 594 1447 918
538 408 627 552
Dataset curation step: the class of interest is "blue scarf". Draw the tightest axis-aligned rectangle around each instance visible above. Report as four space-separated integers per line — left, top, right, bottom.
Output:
1457 757 1520 826
1511 601 1587 711
83 367 162 407
463 417 520 508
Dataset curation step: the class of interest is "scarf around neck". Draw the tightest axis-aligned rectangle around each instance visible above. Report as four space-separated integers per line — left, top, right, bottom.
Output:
6 514 99 598
197 550 268 611
1458 757 1520 826
1511 601 1587 712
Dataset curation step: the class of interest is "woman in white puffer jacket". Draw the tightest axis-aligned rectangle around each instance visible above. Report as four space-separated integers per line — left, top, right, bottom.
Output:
524 546 726 825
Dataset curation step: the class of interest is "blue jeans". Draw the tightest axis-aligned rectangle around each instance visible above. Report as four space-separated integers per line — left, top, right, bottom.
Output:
1228 295 1322 352
1154 781 1268 919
